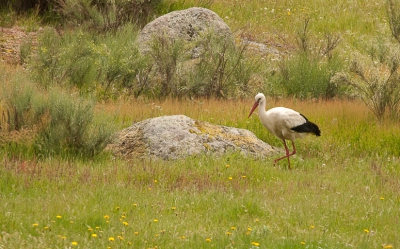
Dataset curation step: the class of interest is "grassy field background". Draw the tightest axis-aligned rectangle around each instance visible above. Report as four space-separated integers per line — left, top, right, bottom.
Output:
1 0 400 248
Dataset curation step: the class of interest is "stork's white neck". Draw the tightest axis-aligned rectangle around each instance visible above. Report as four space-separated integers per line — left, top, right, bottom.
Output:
258 99 267 119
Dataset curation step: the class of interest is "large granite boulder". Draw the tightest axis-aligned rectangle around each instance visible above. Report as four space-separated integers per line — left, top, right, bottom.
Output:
136 7 233 54
106 115 276 160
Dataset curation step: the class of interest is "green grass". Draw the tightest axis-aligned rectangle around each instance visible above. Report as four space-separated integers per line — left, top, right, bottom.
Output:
1 98 400 248
1 0 400 248
211 0 389 45
1 155 399 248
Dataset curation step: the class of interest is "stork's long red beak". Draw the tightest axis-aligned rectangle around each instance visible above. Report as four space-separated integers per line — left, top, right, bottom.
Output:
248 101 259 118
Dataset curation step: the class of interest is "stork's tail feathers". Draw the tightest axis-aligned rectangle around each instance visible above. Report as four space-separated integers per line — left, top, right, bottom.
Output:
291 114 321 136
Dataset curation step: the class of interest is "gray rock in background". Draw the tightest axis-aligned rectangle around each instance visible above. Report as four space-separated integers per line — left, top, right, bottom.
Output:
107 115 276 160
136 7 233 54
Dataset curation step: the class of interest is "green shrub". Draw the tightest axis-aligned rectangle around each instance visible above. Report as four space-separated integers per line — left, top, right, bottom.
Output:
147 34 189 98
34 88 116 158
276 18 344 99
97 24 150 99
0 7 18 27
186 31 259 98
278 52 343 99
145 29 260 99
31 25 150 98
0 70 47 131
56 0 162 31
1 65 116 158
30 27 64 87
387 0 400 43
332 43 400 121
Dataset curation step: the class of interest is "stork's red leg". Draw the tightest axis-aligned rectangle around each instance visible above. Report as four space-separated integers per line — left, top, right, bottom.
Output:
274 140 297 169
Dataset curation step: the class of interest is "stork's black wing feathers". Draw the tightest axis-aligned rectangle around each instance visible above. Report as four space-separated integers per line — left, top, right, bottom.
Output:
291 113 321 136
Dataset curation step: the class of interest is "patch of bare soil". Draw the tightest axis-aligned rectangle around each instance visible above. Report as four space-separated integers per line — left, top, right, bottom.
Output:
0 26 39 65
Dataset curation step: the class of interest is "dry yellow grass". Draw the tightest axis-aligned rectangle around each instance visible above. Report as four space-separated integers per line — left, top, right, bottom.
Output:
98 96 371 127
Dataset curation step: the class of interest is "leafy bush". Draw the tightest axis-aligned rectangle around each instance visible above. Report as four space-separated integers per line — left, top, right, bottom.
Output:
146 30 259 99
56 0 162 31
387 0 400 43
278 52 343 99
35 88 116 158
332 42 400 121
0 69 47 131
146 34 188 98
186 31 259 98
30 25 150 98
1 65 116 158
276 18 344 99
32 25 259 99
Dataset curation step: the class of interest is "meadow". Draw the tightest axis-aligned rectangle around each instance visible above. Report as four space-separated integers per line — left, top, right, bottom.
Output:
1 0 400 248
2 95 400 248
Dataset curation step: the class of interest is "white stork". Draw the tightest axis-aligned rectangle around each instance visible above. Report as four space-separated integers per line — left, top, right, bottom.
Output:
248 93 321 169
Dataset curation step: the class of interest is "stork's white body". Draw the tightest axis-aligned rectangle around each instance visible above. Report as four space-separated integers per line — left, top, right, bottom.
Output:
248 93 320 169
260 107 309 142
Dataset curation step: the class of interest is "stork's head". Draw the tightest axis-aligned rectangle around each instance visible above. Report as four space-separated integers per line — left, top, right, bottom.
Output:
248 93 265 118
